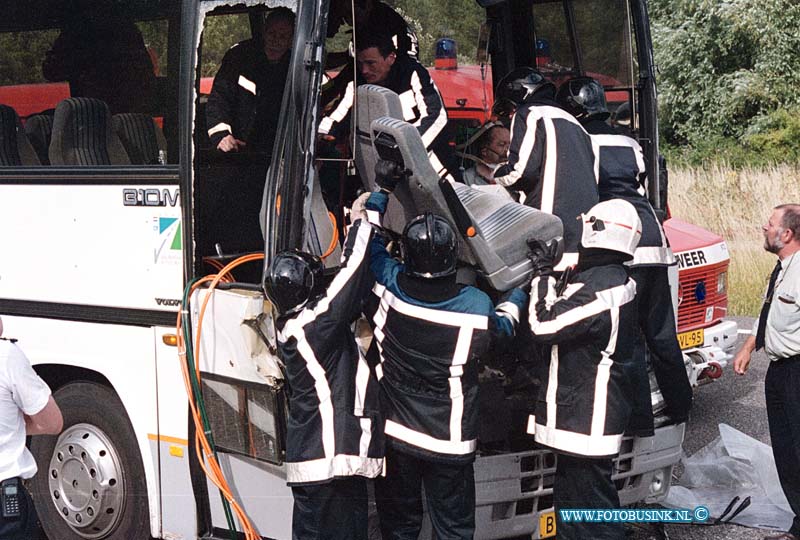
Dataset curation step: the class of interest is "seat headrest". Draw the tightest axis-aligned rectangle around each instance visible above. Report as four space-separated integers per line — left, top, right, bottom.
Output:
0 105 40 166
0 105 23 166
24 113 54 165
112 113 166 165
49 98 130 166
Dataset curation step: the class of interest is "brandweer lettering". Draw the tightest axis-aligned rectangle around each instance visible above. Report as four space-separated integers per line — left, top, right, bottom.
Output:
676 249 707 269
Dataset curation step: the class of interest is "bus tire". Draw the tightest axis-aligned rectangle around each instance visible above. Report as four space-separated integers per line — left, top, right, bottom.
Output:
29 381 151 540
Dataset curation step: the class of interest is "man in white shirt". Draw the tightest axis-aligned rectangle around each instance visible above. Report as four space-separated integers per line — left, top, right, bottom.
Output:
734 203 800 540
0 317 63 539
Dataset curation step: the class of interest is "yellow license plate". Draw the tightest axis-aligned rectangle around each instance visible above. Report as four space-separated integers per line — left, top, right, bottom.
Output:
539 511 556 538
678 328 704 349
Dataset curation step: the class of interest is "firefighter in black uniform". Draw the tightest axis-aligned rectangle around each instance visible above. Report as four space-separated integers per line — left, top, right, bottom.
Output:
493 68 599 270
327 0 418 61
319 33 459 182
206 7 294 155
262 215 384 540
357 162 527 540
557 77 692 435
527 199 643 540
200 8 294 259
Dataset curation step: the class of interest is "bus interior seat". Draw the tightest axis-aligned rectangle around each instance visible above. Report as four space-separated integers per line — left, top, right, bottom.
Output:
112 113 167 164
49 98 131 166
354 84 416 232
24 112 54 165
0 105 41 166
370 116 563 291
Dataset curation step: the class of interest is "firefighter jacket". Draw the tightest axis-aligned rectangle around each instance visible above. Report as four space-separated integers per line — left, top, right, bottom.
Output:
362 192 527 463
528 262 638 457
327 0 418 59
494 100 599 269
319 56 456 181
205 38 290 153
585 120 674 267
276 219 384 485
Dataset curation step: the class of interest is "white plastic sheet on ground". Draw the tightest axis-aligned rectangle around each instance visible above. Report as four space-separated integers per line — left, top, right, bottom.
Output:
662 423 793 530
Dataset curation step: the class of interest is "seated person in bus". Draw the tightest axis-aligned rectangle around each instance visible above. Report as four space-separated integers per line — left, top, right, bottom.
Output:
206 7 295 156
43 9 156 114
263 196 384 540
460 122 511 187
319 32 460 183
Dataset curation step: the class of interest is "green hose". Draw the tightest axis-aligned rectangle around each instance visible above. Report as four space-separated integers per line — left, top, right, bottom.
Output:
181 278 238 540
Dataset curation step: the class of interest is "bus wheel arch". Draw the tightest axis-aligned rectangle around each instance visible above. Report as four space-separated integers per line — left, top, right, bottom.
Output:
29 381 151 540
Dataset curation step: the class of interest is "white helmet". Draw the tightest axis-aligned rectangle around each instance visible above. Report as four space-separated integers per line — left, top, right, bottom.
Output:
580 199 642 259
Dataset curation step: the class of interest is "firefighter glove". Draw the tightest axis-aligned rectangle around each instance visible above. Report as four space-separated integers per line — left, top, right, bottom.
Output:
374 159 409 193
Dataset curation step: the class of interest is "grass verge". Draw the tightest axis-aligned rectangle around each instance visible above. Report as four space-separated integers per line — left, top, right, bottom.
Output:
668 163 800 316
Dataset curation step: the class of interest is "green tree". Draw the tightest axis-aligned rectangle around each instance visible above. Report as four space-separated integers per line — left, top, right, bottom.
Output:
651 0 800 148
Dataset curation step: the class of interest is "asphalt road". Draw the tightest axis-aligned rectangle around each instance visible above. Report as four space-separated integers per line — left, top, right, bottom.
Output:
629 316 776 540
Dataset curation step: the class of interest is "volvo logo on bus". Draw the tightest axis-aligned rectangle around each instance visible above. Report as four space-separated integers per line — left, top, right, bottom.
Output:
123 188 180 207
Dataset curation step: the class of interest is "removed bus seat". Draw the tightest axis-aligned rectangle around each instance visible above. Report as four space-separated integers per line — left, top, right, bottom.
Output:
24 112 54 165
112 113 167 164
0 105 41 166
370 116 563 291
49 98 130 166
354 84 415 232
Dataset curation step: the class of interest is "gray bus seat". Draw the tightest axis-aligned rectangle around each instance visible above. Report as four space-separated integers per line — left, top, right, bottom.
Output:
112 113 167 165
24 113 54 165
370 116 563 291
49 98 130 166
0 105 41 166
354 84 409 232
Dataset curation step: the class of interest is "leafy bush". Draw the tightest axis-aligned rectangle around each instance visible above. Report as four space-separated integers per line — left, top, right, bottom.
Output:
650 0 800 149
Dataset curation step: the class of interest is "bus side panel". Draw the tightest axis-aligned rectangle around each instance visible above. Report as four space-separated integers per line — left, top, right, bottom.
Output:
2 316 163 538
0 184 182 312
207 454 293 539
154 326 198 539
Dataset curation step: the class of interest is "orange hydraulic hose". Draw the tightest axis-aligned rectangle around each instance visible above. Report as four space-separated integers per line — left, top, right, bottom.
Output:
176 252 266 540
321 211 339 259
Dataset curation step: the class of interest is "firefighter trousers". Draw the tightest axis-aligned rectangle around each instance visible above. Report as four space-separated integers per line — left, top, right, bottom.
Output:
375 446 475 540
290 476 368 540
554 453 624 540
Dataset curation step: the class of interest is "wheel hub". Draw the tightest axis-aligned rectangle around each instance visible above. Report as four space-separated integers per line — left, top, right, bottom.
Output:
47 423 125 539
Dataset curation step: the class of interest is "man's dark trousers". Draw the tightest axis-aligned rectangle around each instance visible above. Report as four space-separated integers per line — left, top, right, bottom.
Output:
0 482 38 540
554 453 624 540
765 356 800 537
291 476 368 540
375 446 475 540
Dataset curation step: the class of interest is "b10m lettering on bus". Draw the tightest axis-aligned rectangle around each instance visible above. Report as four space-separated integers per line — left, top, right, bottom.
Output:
676 249 708 269
123 188 180 207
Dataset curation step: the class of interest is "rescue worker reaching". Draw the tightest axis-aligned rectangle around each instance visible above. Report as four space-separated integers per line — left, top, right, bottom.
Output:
493 67 599 270
557 77 692 434
357 160 527 540
262 212 383 540
319 33 459 182
527 199 642 540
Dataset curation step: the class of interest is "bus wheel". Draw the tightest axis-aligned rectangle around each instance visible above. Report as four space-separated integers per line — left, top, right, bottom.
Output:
29 382 151 540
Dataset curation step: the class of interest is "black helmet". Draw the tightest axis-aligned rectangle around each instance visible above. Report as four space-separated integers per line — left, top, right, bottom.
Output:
401 213 458 279
492 67 556 118
263 250 325 316
556 77 610 122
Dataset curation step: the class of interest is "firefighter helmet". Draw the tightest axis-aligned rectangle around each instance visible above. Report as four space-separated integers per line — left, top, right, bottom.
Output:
580 199 642 259
492 67 556 118
263 250 326 316
401 213 458 278
556 77 610 122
